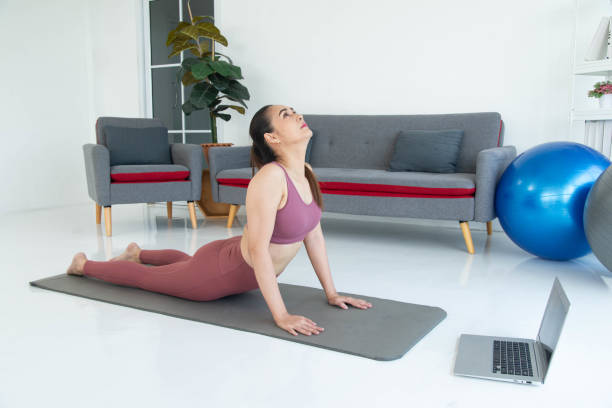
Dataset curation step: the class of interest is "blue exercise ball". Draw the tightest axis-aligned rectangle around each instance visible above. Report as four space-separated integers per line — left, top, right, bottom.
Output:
495 142 610 260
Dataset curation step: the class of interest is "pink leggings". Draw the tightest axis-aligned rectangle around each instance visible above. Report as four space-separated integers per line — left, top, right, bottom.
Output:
82 235 258 301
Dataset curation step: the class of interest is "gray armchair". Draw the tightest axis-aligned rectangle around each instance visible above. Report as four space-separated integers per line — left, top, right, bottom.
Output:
83 117 203 236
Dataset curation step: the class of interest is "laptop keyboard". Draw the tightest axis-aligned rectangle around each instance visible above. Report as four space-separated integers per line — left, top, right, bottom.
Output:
493 340 533 377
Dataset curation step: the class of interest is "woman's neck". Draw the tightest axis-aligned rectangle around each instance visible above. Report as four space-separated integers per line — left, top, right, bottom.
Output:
277 151 306 177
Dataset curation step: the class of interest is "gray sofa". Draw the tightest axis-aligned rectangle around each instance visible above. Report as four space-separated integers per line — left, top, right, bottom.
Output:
208 112 516 253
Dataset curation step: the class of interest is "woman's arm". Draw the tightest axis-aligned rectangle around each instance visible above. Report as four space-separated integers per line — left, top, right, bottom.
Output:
246 165 325 335
303 223 338 300
303 222 373 310
245 165 289 322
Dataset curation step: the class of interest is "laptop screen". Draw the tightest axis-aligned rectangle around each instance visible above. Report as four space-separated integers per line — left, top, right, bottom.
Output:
536 278 570 380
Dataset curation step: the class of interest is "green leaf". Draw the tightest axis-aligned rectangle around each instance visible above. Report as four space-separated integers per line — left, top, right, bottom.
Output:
169 40 198 58
226 105 246 114
214 105 230 112
191 61 214 80
223 80 250 100
213 33 228 47
182 100 195 115
209 73 230 91
215 113 232 121
219 95 248 108
210 98 222 109
208 60 242 79
190 82 219 108
213 52 233 65
214 104 245 115
196 22 222 37
182 57 200 70
166 22 192 46
179 23 228 46
181 70 201 86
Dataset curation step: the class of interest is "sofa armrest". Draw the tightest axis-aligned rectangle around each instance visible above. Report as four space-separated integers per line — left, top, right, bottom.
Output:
83 143 111 206
474 146 517 222
171 143 203 201
208 145 252 203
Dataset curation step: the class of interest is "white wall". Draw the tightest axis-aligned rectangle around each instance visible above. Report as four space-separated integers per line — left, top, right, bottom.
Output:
570 0 612 142
215 0 576 152
0 0 144 215
0 0 578 215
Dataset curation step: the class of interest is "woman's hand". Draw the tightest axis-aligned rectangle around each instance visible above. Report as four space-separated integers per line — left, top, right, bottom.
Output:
328 294 372 310
275 314 324 336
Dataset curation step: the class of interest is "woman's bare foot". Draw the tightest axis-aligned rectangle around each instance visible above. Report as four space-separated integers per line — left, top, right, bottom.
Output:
110 242 142 263
66 252 87 276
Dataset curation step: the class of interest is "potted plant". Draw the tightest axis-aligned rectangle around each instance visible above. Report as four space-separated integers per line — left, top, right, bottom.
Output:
166 2 250 217
588 81 612 108
166 0 250 163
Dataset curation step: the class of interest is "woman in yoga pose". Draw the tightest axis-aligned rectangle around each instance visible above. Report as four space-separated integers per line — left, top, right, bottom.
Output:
66 104 372 336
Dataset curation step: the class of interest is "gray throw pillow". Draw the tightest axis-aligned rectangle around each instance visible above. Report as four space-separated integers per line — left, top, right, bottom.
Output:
388 129 464 173
105 125 172 166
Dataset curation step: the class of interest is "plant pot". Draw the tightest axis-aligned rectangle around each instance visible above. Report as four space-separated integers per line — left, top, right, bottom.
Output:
599 94 612 108
197 143 235 217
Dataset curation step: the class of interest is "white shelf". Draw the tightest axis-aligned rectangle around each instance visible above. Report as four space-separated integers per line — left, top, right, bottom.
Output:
574 59 612 76
572 108 612 120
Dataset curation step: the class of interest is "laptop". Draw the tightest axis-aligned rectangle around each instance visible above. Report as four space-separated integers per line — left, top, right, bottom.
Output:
453 277 570 385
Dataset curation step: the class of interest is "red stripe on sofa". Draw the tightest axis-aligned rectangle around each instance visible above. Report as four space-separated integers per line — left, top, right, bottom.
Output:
497 119 502 147
111 180 190 184
216 178 475 197
320 182 474 196
111 171 190 182
321 190 474 199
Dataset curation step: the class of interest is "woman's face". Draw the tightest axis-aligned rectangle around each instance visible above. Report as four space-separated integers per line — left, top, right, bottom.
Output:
264 105 313 148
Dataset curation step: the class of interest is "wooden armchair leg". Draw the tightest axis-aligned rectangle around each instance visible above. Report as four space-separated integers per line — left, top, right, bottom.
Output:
486 221 493 235
96 203 101 224
167 201 172 219
187 201 198 229
227 204 240 228
459 221 475 254
104 206 112 236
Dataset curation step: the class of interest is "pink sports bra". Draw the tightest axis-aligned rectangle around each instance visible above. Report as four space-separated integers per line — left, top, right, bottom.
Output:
268 161 322 244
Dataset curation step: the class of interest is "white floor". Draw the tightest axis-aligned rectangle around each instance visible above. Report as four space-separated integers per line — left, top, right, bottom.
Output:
1 203 611 408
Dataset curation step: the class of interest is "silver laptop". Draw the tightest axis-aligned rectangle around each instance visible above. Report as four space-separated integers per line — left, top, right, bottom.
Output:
453 277 570 385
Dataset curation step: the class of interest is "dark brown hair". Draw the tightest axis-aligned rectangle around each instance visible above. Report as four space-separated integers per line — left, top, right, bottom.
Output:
249 105 323 209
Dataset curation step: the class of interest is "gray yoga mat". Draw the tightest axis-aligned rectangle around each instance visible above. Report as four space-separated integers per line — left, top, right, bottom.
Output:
30 274 447 361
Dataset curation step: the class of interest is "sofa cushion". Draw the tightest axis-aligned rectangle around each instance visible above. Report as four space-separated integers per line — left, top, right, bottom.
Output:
104 125 172 166
216 167 475 198
110 164 190 183
388 129 464 173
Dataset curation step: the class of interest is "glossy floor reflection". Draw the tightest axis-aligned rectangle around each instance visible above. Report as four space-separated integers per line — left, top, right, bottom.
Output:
1 203 611 407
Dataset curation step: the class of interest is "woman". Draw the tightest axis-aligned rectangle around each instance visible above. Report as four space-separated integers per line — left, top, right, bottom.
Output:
66 104 372 336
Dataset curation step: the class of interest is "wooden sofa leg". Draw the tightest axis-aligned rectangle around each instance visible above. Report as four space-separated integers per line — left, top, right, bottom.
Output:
486 221 493 235
96 203 101 224
187 201 197 229
167 201 172 219
459 221 475 254
227 204 240 228
104 206 112 237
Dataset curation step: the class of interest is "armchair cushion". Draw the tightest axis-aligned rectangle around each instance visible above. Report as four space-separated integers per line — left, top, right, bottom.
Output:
388 129 464 173
110 164 190 183
104 125 172 166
